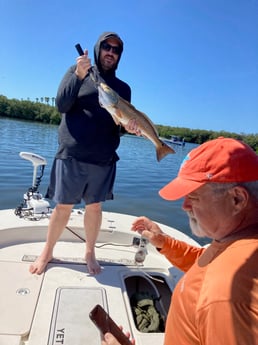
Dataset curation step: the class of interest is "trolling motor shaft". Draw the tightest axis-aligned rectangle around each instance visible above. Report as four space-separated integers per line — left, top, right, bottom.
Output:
15 152 50 218
19 152 47 189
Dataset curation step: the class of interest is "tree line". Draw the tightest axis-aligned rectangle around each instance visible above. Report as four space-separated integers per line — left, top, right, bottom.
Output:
1 94 258 153
156 124 258 153
0 95 60 125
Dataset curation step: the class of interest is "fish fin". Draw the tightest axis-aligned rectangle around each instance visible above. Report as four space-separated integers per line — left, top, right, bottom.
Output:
118 97 159 136
111 109 124 125
156 141 175 162
111 115 121 126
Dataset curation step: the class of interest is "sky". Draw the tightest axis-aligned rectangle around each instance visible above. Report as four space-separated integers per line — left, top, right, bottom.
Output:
0 0 257 134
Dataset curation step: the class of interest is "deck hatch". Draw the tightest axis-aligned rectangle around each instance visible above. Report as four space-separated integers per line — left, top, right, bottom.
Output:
48 287 107 345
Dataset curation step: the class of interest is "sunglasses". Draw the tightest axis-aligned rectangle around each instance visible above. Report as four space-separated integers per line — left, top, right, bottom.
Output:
101 42 122 55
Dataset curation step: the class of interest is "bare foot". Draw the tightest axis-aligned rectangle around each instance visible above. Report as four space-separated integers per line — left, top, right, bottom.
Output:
86 252 101 275
29 253 53 275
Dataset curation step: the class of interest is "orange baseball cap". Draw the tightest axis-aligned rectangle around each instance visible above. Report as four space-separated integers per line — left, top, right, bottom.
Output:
159 137 258 200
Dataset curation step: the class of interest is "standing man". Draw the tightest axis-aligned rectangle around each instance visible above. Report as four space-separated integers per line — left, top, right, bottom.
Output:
30 32 138 275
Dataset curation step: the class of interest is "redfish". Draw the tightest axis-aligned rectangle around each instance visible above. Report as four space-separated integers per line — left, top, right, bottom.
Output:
98 82 175 161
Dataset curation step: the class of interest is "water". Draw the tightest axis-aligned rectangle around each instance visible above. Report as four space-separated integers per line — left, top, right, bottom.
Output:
0 117 209 245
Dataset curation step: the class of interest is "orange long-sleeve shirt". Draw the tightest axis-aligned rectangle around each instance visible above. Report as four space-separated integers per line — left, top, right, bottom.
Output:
160 234 258 345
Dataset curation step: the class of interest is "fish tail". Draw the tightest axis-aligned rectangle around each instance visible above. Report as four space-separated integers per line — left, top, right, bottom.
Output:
156 141 175 162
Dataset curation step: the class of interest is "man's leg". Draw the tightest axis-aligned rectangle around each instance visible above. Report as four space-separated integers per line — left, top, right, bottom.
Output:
84 202 102 274
29 203 73 274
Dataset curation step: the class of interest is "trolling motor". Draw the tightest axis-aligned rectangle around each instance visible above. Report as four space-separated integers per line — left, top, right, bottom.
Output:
15 152 50 219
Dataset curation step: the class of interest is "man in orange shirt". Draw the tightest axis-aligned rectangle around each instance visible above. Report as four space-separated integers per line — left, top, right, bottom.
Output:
102 137 258 345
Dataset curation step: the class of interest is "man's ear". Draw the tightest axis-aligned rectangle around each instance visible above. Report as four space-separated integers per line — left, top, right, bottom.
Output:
230 186 249 214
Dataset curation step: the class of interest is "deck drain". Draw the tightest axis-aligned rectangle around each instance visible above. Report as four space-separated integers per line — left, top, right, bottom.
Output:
16 288 30 295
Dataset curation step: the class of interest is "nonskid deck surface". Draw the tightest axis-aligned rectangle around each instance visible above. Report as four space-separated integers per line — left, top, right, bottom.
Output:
0 209 199 345
0 248 175 345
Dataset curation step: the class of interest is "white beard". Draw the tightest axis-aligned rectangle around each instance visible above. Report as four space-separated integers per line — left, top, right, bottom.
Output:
188 216 207 238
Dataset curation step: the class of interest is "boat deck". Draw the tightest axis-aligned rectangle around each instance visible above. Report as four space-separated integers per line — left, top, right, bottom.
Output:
0 209 199 345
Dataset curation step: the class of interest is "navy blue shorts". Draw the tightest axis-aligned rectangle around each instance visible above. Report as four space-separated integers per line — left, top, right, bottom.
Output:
45 158 116 205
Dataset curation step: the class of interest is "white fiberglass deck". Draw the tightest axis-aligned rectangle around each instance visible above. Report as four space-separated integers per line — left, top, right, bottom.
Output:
0 209 199 345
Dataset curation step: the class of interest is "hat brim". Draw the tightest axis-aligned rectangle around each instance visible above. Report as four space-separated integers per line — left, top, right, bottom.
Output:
159 177 205 201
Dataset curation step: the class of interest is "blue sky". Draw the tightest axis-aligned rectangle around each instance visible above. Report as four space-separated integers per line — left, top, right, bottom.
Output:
0 0 257 134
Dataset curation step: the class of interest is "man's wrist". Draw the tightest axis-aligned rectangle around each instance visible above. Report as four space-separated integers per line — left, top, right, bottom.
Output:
75 69 85 80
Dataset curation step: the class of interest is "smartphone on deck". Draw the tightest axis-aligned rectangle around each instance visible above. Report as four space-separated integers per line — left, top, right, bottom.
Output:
89 304 133 345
